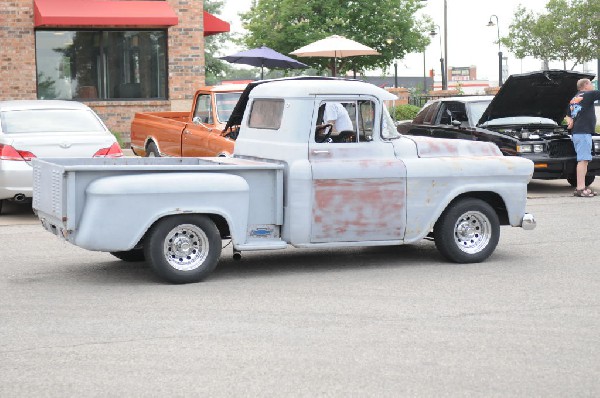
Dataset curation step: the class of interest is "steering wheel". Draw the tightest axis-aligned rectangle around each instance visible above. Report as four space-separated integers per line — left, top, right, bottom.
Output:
335 130 357 143
223 126 240 140
315 123 334 143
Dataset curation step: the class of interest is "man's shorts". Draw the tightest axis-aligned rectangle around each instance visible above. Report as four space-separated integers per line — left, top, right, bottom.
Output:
572 133 592 161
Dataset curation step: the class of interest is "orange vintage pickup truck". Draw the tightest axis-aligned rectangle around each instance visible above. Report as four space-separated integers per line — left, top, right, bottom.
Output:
130 84 246 157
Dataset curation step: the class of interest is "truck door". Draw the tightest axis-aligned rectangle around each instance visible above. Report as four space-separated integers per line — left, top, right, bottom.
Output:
308 98 407 243
182 93 213 157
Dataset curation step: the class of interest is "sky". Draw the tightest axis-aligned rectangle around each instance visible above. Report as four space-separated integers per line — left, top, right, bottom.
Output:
215 0 598 83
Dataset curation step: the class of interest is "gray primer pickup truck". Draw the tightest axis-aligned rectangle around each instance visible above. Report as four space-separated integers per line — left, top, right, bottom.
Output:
32 77 536 284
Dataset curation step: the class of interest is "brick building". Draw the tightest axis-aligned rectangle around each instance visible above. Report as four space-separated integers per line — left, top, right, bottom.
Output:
0 0 229 143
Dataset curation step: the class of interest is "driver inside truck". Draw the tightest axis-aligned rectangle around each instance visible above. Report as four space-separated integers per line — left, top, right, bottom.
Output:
315 102 353 142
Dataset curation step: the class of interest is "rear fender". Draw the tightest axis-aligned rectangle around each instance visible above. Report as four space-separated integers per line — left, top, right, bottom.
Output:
74 173 249 251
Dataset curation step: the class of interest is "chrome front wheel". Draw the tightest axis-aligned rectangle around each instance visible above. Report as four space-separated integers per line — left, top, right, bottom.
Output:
434 198 500 263
452 211 493 254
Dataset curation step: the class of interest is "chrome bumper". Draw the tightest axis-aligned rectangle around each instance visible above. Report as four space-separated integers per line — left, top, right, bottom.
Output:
521 213 536 230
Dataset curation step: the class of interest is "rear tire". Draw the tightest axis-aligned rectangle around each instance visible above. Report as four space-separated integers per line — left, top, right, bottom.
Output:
433 198 500 263
146 142 160 157
567 175 595 187
110 249 145 262
144 215 221 284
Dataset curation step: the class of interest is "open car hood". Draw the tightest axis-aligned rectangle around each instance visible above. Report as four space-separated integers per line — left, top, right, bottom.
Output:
477 70 595 126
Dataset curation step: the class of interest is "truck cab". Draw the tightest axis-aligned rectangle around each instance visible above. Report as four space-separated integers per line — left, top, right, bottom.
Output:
130 83 245 157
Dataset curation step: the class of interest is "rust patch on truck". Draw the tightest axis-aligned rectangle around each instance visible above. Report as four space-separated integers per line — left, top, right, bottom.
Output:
409 136 501 157
311 178 406 242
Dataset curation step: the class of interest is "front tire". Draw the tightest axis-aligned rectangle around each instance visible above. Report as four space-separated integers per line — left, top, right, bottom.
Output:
433 198 500 263
144 215 221 283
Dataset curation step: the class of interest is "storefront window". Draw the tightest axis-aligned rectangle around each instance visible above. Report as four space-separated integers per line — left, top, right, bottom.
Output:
35 30 167 100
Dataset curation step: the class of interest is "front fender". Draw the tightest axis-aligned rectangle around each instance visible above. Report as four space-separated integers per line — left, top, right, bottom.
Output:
74 172 249 251
403 156 533 242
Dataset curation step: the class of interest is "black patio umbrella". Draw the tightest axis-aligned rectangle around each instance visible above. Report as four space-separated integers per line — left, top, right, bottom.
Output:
219 46 308 79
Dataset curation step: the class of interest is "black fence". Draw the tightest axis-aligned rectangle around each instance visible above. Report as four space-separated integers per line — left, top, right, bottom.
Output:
408 95 443 107
408 94 490 108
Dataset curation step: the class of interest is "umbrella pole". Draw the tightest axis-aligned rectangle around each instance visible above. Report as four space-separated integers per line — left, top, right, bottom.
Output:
261 61 264 80
332 56 337 77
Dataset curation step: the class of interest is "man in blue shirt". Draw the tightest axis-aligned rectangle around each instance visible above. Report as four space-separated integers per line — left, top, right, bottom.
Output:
566 78 600 197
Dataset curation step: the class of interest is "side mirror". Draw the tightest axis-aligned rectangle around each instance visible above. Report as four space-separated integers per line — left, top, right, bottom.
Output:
192 116 201 125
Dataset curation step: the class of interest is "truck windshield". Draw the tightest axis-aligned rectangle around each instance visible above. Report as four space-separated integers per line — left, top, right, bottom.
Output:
216 93 242 123
382 107 400 139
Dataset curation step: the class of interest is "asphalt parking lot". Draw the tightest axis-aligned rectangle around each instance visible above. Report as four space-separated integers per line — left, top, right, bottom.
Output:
1 178 599 396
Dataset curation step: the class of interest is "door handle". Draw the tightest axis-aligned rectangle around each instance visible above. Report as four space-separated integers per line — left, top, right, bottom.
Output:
183 130 190 135
312 150 330 154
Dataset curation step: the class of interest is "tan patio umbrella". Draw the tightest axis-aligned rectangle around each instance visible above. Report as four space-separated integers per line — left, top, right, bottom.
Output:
290 35 380 77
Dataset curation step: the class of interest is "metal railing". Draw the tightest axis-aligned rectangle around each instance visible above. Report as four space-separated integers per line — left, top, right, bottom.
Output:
408 93 490 108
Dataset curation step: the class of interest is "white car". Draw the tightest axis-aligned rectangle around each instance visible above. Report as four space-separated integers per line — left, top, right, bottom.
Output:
0 100 122 213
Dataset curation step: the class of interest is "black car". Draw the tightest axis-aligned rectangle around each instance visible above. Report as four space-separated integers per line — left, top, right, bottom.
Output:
397 70 600 186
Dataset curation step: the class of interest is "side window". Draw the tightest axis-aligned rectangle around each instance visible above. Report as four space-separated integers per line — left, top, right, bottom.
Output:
193 94 213 124
315 100 376 143
438 101 468 125
248 99 284 129
447 102 469 124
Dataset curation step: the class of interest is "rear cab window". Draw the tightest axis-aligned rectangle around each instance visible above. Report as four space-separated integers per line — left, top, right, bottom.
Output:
248 99 284 130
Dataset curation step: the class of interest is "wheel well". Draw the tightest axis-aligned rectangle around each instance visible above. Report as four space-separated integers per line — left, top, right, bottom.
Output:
145 138 157 150
135 213 231 249
206 214 231 238
448 192 509 225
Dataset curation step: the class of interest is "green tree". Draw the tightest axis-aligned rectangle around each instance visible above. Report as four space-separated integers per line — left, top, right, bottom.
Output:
239 0 431 76
204 0 234 84
501 0 599 71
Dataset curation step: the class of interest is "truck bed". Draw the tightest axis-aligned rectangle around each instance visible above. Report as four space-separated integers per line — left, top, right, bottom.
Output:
32 157 284 249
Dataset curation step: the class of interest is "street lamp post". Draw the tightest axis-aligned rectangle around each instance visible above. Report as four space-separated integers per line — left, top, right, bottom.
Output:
430 25 446 92
420 0 448 89
443 0 448 90
386 37 398 88
487 14 503 86
423 51 426 93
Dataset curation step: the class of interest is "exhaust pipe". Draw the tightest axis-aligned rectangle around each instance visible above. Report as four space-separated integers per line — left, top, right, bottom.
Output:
13 194 26 202
233 250 242 261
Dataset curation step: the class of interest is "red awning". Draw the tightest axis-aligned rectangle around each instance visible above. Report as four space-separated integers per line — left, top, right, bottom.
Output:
34 0 179 27
203 11 230 36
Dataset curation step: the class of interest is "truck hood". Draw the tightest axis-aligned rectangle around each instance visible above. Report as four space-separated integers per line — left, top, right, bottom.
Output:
404 136 502 158
478 70 595 126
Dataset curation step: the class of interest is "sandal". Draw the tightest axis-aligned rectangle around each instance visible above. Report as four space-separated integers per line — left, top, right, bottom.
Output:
574 188 595 197
573 187 597 196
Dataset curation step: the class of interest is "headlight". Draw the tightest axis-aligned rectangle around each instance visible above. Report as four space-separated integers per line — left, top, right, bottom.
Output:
517 144 532 153
533 144 544 153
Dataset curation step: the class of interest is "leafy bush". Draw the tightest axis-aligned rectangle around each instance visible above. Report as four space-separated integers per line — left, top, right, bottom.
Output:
390 104 421 121
111 131 125 148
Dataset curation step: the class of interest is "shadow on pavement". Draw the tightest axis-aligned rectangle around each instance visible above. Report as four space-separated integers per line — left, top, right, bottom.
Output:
527 178 597 197
1 199 33 213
